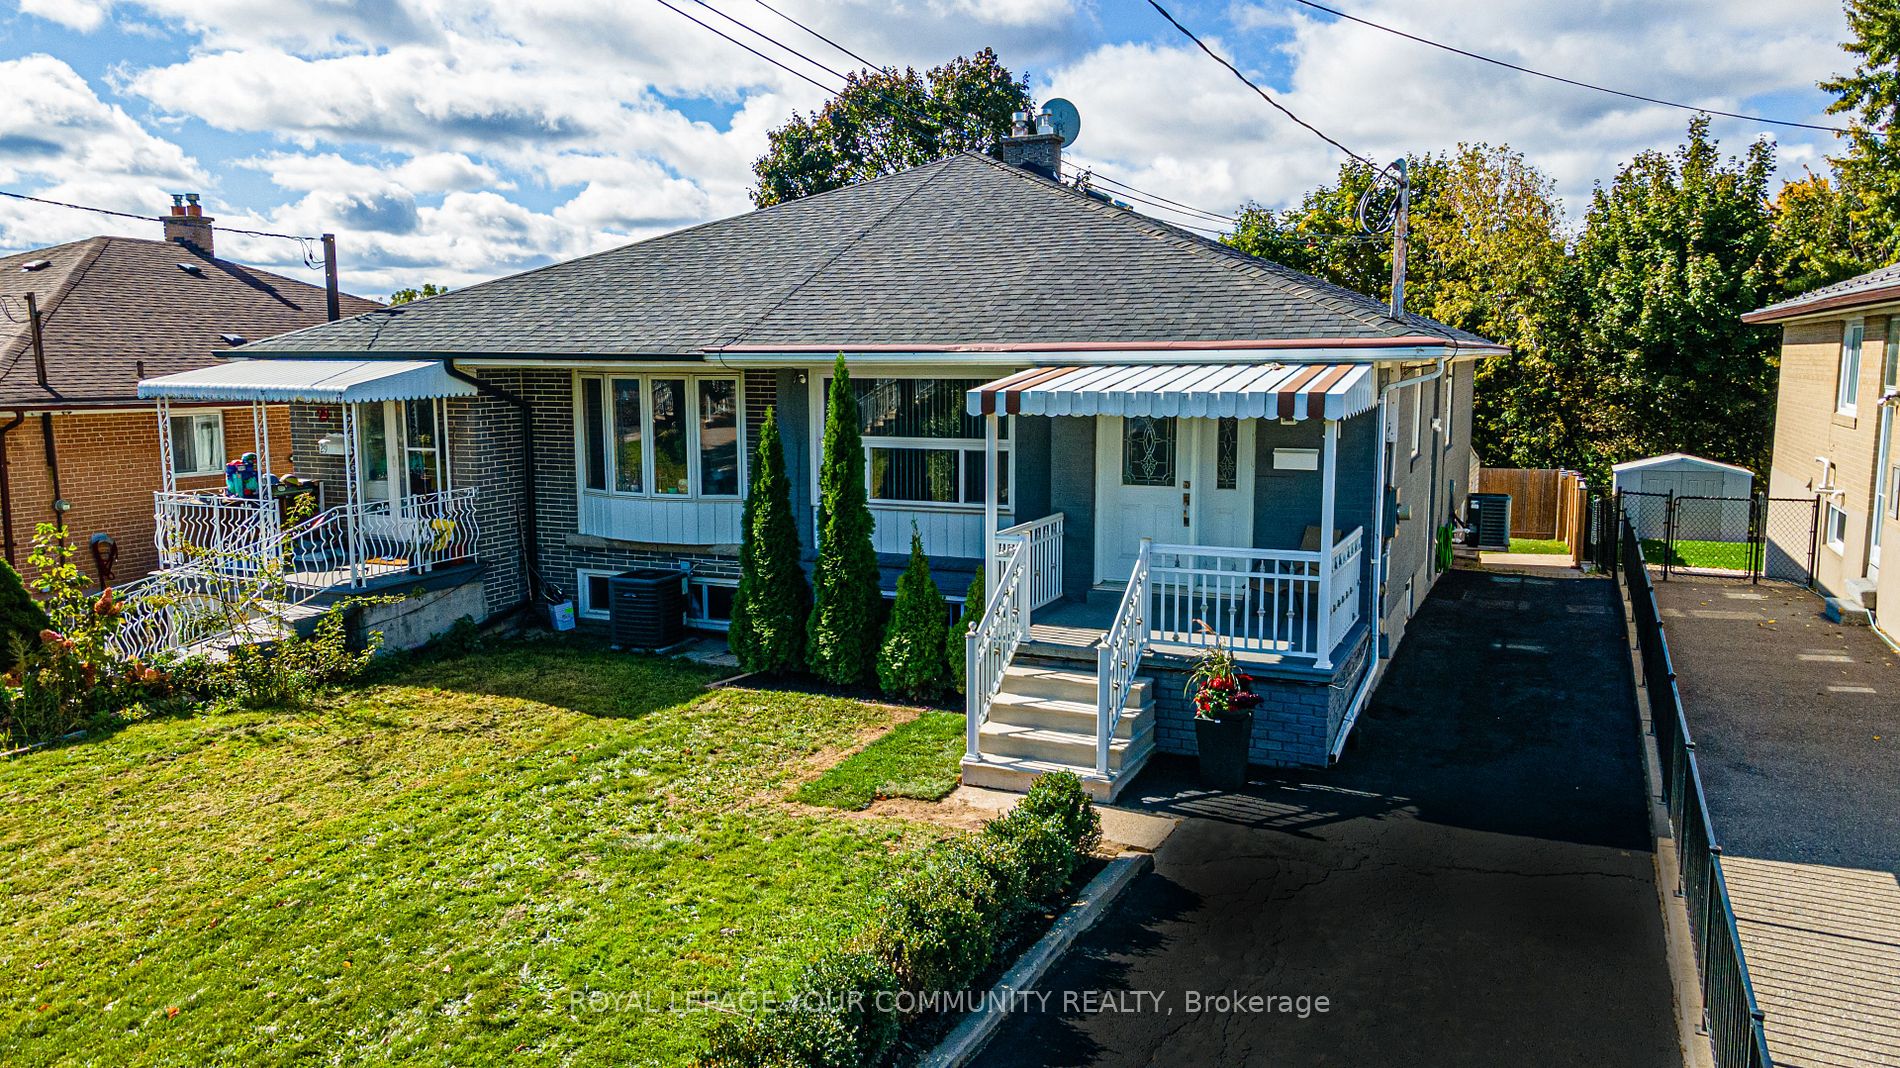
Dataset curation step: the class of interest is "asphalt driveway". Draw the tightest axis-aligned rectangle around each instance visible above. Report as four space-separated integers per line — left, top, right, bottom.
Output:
973 568 1679 1067
1650 577 1900 872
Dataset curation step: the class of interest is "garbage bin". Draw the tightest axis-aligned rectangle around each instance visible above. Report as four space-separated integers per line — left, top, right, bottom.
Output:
607 568 686 649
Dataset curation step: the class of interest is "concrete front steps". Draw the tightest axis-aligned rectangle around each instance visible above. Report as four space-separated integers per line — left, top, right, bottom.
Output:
962 663 1157 802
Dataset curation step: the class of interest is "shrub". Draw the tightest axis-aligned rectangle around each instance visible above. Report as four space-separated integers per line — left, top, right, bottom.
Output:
806 356 883 685
944 567 982 696
730 406 811 675
0 556 48 669
864 852 998 993
876 529 947 699
184 607 382 710
700 950 901 1068
1003 769 1101 856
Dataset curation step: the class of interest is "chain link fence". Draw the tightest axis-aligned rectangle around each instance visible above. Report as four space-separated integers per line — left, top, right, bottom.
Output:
1592 491 1817 585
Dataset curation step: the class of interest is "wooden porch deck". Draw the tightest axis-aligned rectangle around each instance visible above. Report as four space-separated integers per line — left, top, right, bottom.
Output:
1722 856 1900 1068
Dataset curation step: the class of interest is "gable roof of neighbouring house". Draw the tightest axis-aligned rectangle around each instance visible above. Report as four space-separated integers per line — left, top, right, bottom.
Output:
244 152 1501 360
1744 262 1900 325
0 236 381 407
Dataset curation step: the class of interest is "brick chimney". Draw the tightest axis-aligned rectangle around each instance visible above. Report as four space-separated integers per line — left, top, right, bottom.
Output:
163 193 214 256
999 107 1063 181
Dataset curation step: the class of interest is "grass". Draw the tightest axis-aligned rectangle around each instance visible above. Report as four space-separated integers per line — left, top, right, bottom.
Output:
0 639 948 1067
1506 538 1571 555
1640 538 1758 572
793 709 966 810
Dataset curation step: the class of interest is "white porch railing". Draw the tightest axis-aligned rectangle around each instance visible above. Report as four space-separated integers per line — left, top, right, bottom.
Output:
1148 529 1364 661
119 487 481 662
965 533 1030 760
1096 537 1151 776
1327 527 1364 651
997 512 1064 610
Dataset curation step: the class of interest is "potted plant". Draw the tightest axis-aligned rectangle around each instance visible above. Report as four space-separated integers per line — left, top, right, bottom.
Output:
1187 627 1260 790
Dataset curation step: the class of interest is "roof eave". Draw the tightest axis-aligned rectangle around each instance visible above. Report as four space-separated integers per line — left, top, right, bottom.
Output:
1743 284 1900 324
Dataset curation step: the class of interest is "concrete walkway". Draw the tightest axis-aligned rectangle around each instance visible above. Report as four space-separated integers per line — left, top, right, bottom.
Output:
972 571 1679 1067
1652 577 1900 1068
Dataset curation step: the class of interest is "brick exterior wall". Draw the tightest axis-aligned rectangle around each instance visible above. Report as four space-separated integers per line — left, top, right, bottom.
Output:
1148 632 1372 768
2 404 288 587
1766 315 1888 600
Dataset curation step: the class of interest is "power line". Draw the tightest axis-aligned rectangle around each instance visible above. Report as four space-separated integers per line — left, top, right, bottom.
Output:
684 0 852 85
1071 169 1238 223
0 189 328 246
744 0 881 72
1278 0 1850 136
648 0 838 96
1144 0 1376 168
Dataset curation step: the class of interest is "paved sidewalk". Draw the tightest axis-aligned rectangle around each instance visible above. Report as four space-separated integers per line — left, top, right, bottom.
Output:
972 571 1678 1067
1652 578 1900 1068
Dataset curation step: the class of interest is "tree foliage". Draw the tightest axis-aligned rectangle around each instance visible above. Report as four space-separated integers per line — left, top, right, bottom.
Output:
0 556 48 669
750 49 1031 208
728 406 810 675
1768 169 1883 296
877 528 948 700
1576 116 1780 475
1822 0 1900 263
388 283 447 306
806 356 883 685
945 565 983 696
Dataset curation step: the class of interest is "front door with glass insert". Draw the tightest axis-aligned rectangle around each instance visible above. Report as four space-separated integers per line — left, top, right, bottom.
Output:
356 399 446 512
1094 415 1258 584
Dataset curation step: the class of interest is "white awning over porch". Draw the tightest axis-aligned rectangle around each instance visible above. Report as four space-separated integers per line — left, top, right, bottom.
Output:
967 362 1375 421
138 359 479 404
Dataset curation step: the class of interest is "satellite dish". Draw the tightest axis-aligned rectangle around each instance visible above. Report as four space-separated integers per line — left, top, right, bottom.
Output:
1043 97 1081 148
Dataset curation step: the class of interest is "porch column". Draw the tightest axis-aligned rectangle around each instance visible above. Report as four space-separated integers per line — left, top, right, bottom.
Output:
984 411 999 590
342 402 363 587
1316 417 1338 670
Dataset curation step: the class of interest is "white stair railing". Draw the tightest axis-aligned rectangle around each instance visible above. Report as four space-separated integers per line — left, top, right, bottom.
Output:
1326 527 1365 650
1095 537 1152 776
965 534 1029 760
996 512 1064 610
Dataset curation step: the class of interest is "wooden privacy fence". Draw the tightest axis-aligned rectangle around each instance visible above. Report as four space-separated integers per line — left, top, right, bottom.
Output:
1478 467 1587 542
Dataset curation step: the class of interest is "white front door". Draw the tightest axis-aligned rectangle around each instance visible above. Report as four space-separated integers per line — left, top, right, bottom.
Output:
1093 416 1256 584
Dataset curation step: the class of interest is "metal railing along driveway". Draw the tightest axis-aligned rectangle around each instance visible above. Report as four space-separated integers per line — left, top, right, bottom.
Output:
1618 510 1773 1068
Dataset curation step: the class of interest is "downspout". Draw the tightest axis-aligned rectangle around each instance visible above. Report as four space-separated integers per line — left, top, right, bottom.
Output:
0 412 22 565
442 362 541 610
1332 355 1446 763
40 414 63 528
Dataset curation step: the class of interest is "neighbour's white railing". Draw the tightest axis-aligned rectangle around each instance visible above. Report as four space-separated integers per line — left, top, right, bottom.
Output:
1149 543 1325 658
124 487 482 661
1327 527 1365 650
997 512 1064 611
1096 537 1152 776
965 534 1029 760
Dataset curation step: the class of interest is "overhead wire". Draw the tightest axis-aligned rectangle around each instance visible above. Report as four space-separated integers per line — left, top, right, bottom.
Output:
0 189 325 244
1277 0 1851 135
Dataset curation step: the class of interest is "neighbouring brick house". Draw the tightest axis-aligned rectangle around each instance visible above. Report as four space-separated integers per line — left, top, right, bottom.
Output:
144 125 1503 796
0 200 377 585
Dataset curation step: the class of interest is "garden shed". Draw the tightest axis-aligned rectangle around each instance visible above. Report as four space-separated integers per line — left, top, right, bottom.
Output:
1613 453 1755 540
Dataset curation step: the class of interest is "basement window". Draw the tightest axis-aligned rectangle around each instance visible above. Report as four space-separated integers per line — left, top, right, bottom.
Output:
1826 503 1849 554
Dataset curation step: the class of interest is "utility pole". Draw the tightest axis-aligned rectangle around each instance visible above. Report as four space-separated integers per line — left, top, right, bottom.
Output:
1388 157 1410 318
321 233 340 321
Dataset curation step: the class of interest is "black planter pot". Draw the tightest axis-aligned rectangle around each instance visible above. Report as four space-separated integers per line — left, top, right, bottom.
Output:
1193 709 1254 790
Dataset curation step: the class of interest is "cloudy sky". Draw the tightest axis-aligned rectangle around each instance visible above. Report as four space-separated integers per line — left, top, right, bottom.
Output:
0 0 1852 300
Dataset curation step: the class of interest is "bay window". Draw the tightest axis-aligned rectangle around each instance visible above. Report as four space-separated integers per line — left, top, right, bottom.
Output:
575 373 742 499
824 376 1008 508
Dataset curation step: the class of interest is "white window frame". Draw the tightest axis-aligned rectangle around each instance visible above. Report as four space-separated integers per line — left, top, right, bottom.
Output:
169 410 226 477
1838 318 1865 416
686 575 738 631
573 372 744 503
814 373 1013 514
1826 502 1849 554
1886 317 1900 393
575 567 619 621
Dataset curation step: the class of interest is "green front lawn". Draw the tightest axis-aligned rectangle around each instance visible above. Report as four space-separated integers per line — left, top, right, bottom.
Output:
1507 538 1571 555
795 709 966 810
1640 537 1757 572
0 641 946 1067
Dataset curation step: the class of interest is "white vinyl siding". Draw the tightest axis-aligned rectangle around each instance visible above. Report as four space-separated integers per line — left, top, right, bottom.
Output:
1838 318 1865 415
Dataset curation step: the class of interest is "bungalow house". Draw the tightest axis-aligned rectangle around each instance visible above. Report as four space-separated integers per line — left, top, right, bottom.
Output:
137 136 1503 797
0 197 376 586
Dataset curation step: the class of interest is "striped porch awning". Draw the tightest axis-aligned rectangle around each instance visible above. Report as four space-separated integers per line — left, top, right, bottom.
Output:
966 363 1376 420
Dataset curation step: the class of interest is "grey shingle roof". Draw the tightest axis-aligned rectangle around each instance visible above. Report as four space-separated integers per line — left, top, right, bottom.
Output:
1745 262 1900 324
0 236 379 405
248 152 1496 358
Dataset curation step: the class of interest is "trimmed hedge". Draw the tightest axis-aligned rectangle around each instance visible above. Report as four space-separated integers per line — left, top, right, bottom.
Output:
700 772 1102 1067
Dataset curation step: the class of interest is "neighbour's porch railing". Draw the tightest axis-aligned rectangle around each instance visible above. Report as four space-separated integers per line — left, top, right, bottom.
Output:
997 512 1064 611
965 533 1030 761
1096 538 1151 776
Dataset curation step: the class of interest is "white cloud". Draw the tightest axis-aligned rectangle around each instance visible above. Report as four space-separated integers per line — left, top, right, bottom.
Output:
18 0 111 32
